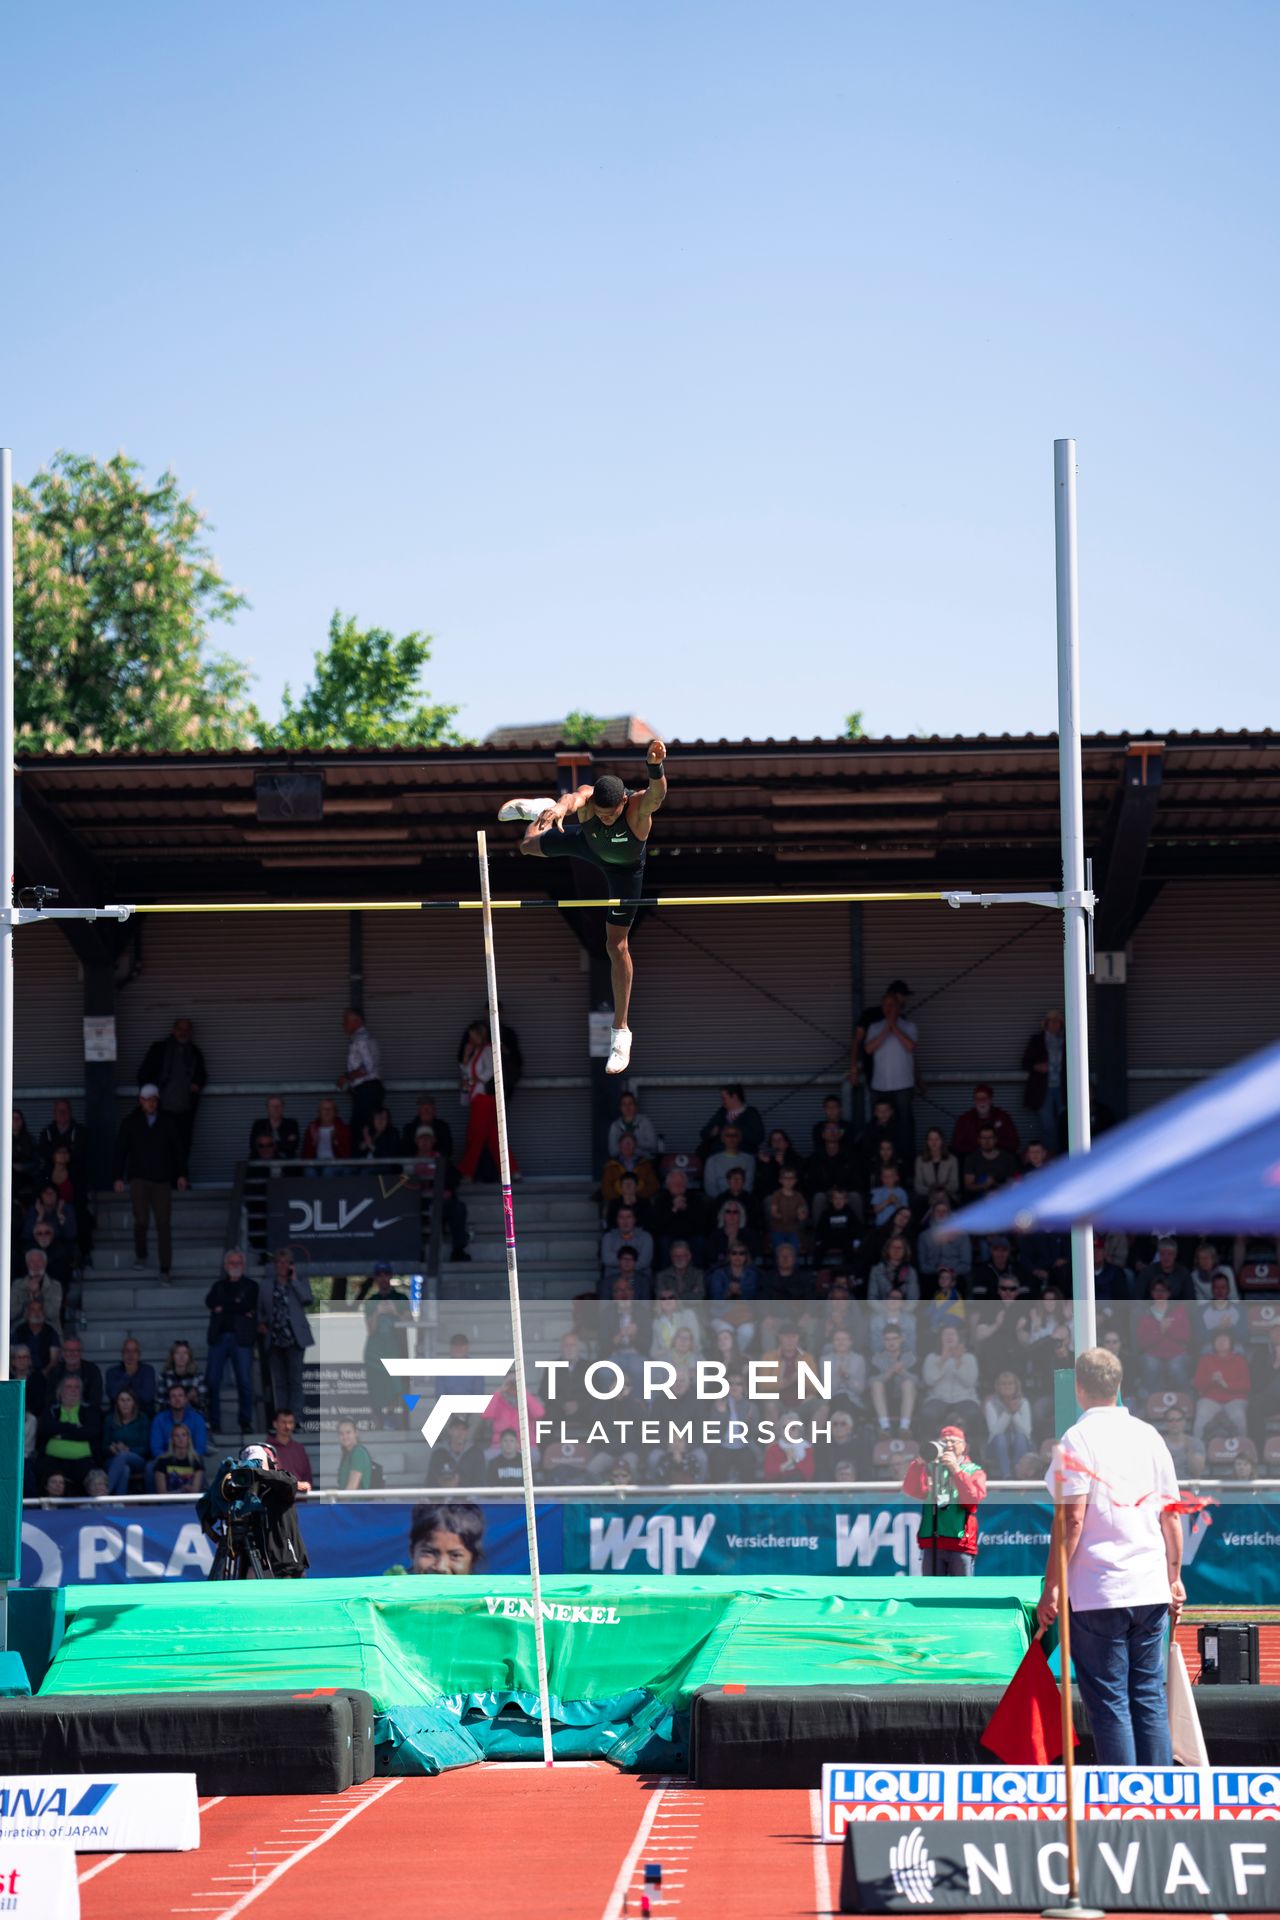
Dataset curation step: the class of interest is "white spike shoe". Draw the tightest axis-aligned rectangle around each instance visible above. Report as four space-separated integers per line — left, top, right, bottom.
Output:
605 1027 633 1075
498 796 557 823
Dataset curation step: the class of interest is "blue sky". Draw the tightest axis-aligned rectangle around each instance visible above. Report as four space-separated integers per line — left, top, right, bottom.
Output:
6 2 1277 743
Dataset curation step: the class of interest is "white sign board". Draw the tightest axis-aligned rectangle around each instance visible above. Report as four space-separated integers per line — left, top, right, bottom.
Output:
0 1773 200 1851
588 1009 614 1059
0 1845 78 1917
82 1015 117 1062
821 1764 1280 1838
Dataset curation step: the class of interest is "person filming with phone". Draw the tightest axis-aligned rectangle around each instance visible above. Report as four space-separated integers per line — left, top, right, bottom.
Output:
901 1423 988 1575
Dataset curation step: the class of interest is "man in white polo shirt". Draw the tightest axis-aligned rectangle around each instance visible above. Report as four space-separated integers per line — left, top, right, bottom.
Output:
1037 1345 1186 1766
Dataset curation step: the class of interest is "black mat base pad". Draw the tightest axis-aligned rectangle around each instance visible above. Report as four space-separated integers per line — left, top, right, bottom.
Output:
0 1690 376 1796
690 1683 1280 1788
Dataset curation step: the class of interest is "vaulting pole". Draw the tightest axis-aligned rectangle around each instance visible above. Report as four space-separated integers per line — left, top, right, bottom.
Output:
1054 439 1096 1356
0 451 15 1376
476 829 555 1766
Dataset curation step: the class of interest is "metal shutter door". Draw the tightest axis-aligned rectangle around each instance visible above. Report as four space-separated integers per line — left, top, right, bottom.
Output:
14 922 85 1100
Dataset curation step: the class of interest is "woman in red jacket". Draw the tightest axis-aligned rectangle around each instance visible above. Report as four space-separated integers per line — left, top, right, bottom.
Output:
1192 1330 1251 1439
457 1020 521 1182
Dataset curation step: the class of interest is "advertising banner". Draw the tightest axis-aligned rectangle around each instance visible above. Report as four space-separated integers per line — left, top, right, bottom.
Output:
20 1502 564 1587
821 1764 1280 1837
266 1170 422 1265
0 1845 77 1918
0 1773 199 1850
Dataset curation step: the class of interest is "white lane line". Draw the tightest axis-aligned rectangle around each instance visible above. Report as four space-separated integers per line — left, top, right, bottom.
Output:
201 1779 403 1920
78 1853 125 1885
809 1788 834 1916
199 1798 227 1814
600 1779 670 1920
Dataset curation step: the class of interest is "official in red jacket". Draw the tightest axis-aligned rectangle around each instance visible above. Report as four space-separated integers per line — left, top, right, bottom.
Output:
902 1423 988 1574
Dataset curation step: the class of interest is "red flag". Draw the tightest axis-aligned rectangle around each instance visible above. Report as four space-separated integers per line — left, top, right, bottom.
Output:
980 1635 1076 1765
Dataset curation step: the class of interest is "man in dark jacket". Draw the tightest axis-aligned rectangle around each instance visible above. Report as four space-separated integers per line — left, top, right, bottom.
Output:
258 1253 315 1429
245 1094 300 1160
112 1085 188 1280
206 1250 260 1436
137 1017 207 1163
36 1375 104 1492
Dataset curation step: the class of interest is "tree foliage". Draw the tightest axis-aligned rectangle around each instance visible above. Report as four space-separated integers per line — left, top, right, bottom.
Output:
261 611 465 750
560 709 608 746
844 709 865 739
13 451 257 752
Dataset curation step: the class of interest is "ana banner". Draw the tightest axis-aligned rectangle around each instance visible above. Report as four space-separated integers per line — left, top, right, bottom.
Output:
0 1773 199 1851
266 1169 422 1265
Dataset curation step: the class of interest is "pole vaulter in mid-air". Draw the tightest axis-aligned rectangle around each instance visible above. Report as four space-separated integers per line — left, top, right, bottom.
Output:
498 738 668 1075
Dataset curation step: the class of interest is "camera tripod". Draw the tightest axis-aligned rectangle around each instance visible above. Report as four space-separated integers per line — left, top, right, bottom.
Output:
210 1511 274 1580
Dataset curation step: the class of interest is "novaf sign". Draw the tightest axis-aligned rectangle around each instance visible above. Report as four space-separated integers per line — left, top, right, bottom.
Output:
840 1819 1280 1912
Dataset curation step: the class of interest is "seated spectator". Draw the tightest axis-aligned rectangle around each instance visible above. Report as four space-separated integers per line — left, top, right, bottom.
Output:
870 1162 909 1228
301 1097 352 1161
153 1423 205 1495
1137 1236 1195 1302
39 1098 90 1188
600 1137 660 1206
919 1324 982 1438
971 1284 1027 1378
963 1127 1018 1197
762 1323 819 1399
756 1127 801 1196
1091 1234 1133 1302
206 1250 258 1437
49 1334 104 1411
652 1167 708 1264
1192 1242 1236 1302
650 1287 702 1358
600 1207 655 1290
105 1336 158 1417
14 1298 61 1377
105 1387 152 1494
82 1467 109 1498
395 1094 452 1160
405 1126 470 1262
771 1240 806 1297
150 1382 210 1461
802 1122 857 1201
983 1370 1033 1479
868 1235 919 1302
40 1468 69 1500
766 1165 810 1258
269 1406 314 1488
918 1195 971 1278
818 1404 861 1475
358 1105 401 1159
707 1197 764 1266
247 1094 300 1160
23 1181 78 1253
854 1097 906 1183
699 1084 765 1157
1260 1324 1280 1435
27 1219 78 1324
486 1429 527 1487
1193 1331 1251 1439
703 1126 756 1199
158 1338 207 1412
761 1413 816 1484
1135 1281 1193 1390
870 1324 918 1432
363 1265 410 1426
10 1253 63 1335
1157 1402 1206 1479
1022 1010 1066 1148
866 1132 902 1197
1199 1271 1243 1345
951 1084 1020 1158
914 1127 960 1208
707 1243 760 1303
608 1090 659 1159
648 1431 710 1485
36 1375 103 1492
45 1146 93 1266
823 1328 868 1409
813 1185 864 1277
603 1170 656 1233
428 1413 488 1486
810 1095 848 1153
871 1288 919 1362
654 1239 707 1300
10 1342 46 1420
481 1371 545 1455
927 1266 967 1336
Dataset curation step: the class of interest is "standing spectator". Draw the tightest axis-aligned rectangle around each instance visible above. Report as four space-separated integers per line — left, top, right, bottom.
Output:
150 1381 209 1460
258 1250 316 1430
301 1098 352 1161
363 1264 410 1426
137 1017 207 1164
457 1020 520 1182
1192 1332 1251 1440
919 1324 982 1436
608 1091 660 1158
951 1084 1020 1159
914 1127 960 1207
105 1336 157 1416
1022 1010 1067 1148
698 1084 765 1157
245 1095 300 1160
112 1084 188 1281
848 979 911 1114
104 1386 151 1495
400 1094 455 1160
206 1249 259 1437
962 1126 1018 1197
407 1126 471 1262
336 1417 374 1489
152 1424 204 1495
902 1424 988 1574
36 1376 103 1492
12 1110 46 1208
1037 1346 1184 1766
862 991 919 1158
983 1370 1034 1478
337 1007 384 1143
269 1407 314 1489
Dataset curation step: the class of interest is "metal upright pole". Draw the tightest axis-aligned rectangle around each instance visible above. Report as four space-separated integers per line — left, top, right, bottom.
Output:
1054 439 1096 1356
476 829 555 1766
0 451 15 1377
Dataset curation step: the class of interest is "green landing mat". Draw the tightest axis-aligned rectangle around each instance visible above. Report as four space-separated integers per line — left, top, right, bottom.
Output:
38 1575 1040 1773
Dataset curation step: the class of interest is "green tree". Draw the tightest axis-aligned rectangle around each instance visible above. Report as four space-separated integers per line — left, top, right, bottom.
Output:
262 611 464 750
560 709 608 746
844 710 865 739
13 451 257 752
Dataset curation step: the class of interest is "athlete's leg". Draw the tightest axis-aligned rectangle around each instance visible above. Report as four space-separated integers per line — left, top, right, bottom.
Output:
518 825 546 857
607 922 633 1028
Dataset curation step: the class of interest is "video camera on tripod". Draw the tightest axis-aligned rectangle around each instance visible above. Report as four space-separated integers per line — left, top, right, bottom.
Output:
198 1442 308 1580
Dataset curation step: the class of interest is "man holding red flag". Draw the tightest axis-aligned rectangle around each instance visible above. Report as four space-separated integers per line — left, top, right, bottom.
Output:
901 1423 987 1574
1036 1345 1186 1767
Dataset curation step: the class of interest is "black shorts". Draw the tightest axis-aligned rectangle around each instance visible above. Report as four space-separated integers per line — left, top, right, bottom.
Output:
531 821 646 926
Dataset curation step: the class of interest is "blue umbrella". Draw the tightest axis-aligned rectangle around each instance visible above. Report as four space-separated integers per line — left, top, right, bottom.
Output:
951 1040 1280 1235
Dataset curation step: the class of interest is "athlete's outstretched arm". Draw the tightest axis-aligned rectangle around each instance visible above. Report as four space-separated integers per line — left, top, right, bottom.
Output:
539 784 594 833
634 738 667 824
